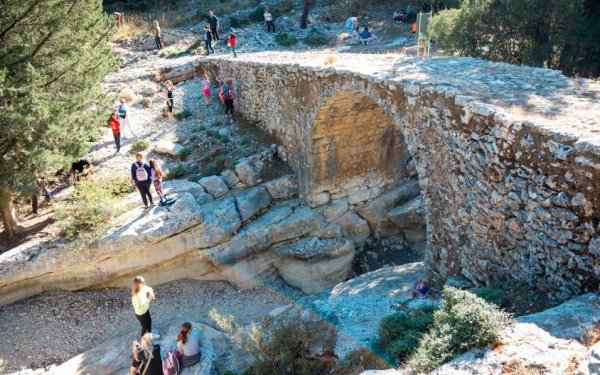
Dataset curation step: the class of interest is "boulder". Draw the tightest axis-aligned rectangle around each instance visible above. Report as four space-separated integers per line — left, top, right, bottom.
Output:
221 169 244 188
161 179 213 206
154 140 185 156
235 159 261 187
198 176 229 198
356 179 421 236
135 80 160 96
274 237 355 294
235 186 271 222
388 195 427 243
431 293 600 375
306 262 426 357
101 192 202 251
192 195 242 249
49 322 216 375
335 211 371 247
262 174 298 200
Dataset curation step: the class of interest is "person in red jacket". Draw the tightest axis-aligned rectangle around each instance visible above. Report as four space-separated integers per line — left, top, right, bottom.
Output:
107 112 121 153
228 33 237 58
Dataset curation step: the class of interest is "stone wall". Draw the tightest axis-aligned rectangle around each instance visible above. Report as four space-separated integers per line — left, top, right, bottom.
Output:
161 52 600 300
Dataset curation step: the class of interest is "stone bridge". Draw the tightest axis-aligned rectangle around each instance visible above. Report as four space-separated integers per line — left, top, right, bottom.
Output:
162 51 600 299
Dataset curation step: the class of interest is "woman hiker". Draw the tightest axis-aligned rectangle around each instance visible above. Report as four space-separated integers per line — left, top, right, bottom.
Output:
131 276 156 338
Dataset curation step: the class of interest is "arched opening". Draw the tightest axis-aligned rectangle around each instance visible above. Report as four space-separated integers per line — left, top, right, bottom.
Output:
308 89 427 272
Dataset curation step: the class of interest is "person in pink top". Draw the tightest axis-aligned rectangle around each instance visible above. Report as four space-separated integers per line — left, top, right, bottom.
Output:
200 75 211 105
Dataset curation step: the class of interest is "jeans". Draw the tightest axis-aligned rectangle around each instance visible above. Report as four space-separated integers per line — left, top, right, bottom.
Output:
266 20 275 32
225 98 234 115
135 310 152 338
136 182 153 207
205 40 214 54
155 36 162 49
113 132 121 152
230 45 237 57
210 27 219 41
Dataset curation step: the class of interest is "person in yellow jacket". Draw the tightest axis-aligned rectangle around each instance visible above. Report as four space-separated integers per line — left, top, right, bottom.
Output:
131 276 156 338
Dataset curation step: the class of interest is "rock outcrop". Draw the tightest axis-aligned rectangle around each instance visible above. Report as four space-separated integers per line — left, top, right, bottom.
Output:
153 140 185 156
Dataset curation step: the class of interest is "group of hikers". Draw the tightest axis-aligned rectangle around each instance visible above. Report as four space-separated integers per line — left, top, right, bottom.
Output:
129 276 201 375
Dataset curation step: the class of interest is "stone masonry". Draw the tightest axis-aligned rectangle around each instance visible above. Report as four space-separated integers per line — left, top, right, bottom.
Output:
159 51 600 300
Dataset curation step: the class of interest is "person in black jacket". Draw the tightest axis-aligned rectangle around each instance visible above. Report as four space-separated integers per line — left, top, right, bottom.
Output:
129 333 164 375
131 153 154 209
204 24 215 55
207 11 220 41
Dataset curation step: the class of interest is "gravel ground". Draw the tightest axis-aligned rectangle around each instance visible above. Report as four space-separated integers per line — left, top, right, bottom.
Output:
0 278 302 374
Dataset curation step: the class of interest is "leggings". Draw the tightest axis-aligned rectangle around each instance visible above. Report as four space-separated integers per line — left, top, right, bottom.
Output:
153 179 164 198
266 20 275 32
135 310 152 338
113 133 121 152
155 36 162 50
136 182 153 207
224 98 234 115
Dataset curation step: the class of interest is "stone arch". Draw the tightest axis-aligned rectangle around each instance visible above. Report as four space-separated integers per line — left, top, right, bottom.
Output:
307 88 412 203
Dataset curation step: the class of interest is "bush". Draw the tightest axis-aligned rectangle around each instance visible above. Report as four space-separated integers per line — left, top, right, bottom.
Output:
175 108 193 120
304 31 330 46
211 120 222 127
165 163 187 180
130 139 149 152
56 177 134 248
324 54 339 65
179 147 192 159
210 309 338 375
377 306 435 364
275 32 298 47
139 98 152 108
333 348 390 375
248 5 266 23
119 87 136 102
229 16 251 28
405 287 513 372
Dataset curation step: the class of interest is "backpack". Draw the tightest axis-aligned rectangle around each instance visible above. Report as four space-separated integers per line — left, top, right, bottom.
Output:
162 349 181 375
223 84 234 99
135 163 149 182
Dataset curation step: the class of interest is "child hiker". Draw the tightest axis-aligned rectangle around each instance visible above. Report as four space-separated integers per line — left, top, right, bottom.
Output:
228 32 237 58
148 159 165 203
200 75 211 105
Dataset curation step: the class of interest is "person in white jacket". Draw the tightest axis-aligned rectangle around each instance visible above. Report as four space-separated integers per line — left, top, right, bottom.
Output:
118 98 137 138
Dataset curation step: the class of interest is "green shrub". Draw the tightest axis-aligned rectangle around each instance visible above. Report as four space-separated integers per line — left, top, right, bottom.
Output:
202 164 218 177
214 156 229 173
179 147 192 159
130 139 149 152
56 177 134 248
405 287 513 372
210 309 338 375
304 30 330 46
139 98 152 108
211 120 222 127
248 5 266 23
377 306 435 363
275 32 298 47
216 134 230 143
165 163 187 180
229 16 251 28
175 108 193 120
206 129 218 138
188 174 201 182
161 106 168 118
334 348 390 375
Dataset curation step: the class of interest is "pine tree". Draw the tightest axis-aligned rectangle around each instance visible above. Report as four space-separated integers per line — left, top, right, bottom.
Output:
0 0 117 237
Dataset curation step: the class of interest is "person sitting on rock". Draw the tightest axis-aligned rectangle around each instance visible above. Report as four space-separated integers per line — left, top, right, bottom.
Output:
129 333 163 375
359 26 376 45
345 16 359 35
393 9 406 22
67 157 93 182
176 322 203 368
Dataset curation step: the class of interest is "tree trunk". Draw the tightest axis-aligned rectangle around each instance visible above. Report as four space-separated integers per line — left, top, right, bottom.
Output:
0 185 21 238
300 0 309 29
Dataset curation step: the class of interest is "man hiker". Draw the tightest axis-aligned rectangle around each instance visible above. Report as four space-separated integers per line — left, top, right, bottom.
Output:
31 178 51 215
108 112 121 153
131 153 154 209
207 11 220 42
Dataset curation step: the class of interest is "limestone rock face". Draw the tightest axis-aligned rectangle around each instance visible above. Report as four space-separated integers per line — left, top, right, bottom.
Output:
431 293 600 375
161 180 213 206
356 179 421 236
49 322 217 375
101 192 202 251
262 174 298 200
274 237 355 294
235 186 271 222
198 176 229 198
308 262 426 357
388 195 427 243
221 169 243 188
154 140 185 156
192 196 241 249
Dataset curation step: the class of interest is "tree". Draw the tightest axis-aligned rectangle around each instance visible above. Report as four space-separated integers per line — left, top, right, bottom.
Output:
300 0 310 29
0 0 117 237
428 0 600 77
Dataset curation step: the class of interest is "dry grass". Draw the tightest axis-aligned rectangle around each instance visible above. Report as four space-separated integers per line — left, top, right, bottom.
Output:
501 359 546 375
324 54 340 65
111 16 150 41
582 321 600 346
119 88 137 102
